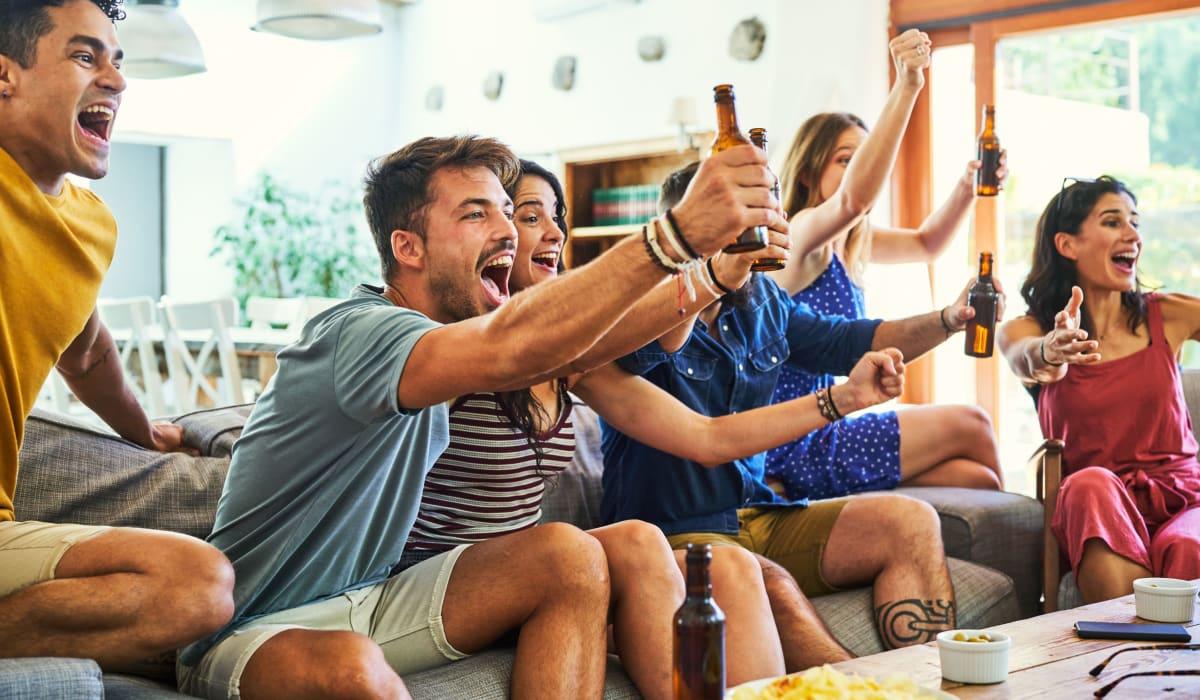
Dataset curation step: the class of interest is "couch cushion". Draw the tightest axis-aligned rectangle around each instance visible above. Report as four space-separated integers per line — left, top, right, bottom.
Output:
541 397 605 530
14 409 231 540
811 557 1019 657
0 657 103 700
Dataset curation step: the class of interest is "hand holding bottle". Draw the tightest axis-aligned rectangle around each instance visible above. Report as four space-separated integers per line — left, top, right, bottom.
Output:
669 145 784 259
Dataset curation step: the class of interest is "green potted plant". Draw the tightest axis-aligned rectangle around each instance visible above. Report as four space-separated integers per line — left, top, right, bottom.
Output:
213 173 375 314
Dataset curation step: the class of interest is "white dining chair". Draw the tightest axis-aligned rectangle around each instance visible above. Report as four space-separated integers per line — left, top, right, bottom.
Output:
97 296 170 417
159 296 248 411
245 296 305 330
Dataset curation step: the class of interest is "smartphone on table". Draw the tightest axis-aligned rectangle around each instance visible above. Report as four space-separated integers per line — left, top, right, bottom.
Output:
1074 620 1192 642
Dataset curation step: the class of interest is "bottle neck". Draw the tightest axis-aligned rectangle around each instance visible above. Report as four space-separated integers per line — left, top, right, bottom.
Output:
978 255 993 278
982 107 995 133
686 559 713 599
715 97 741 139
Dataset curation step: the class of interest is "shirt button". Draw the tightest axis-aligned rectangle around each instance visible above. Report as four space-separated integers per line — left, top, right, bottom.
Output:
687 368 694 375
771 355 778 363
738 363 744 371
722 325 729 332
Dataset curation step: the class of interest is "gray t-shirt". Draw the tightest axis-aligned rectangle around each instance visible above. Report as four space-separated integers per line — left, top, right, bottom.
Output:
181 285 446 665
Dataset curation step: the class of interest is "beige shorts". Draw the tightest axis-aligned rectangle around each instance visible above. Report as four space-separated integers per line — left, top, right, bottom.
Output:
178 544 469 700
0 520 110 598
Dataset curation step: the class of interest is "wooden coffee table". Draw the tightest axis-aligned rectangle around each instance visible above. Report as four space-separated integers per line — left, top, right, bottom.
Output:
833 591 1200 698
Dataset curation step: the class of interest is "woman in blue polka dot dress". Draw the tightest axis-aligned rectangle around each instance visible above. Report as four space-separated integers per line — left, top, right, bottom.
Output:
763 31 1006 501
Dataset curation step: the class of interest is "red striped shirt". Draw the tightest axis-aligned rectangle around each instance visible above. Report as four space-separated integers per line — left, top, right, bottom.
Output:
406 392 574 551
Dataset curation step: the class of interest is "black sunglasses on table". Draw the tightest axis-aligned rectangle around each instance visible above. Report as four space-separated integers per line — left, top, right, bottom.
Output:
1090 643 1200 698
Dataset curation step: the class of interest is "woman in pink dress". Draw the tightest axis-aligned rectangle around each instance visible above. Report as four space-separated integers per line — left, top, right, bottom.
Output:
998 176 1200 603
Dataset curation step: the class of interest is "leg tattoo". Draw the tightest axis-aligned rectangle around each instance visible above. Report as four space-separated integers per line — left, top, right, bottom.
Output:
874 599 955 649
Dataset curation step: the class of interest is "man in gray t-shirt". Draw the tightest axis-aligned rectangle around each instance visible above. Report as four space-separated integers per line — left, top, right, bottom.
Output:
179 135 788 700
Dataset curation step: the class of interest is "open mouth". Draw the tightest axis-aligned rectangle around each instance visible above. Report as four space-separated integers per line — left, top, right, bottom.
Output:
480 254 513 307
78 105 114 144
531 250 560 273
1111 252 1137 275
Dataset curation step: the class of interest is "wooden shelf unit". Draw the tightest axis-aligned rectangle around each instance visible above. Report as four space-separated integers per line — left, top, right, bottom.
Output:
559 133 711 268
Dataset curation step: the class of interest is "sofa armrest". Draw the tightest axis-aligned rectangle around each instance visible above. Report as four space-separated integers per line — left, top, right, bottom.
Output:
893 486 1043 619
0 658 103 700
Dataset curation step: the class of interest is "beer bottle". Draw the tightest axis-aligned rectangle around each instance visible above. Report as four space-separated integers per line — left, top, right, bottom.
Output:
976 105 1001 197
710 84 767 254
673 543 725 700
748 127 785 272
964 251 999 358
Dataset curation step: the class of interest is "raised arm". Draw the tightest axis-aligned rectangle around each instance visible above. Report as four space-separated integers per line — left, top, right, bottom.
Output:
782 29 930 261
870 151 1009 264
399 146 780 408
573 349 904 467
55 309 192 453
998 286 1100 385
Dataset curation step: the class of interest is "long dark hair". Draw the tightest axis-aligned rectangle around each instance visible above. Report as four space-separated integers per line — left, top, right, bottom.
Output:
1020 176 1146 336
495 159 571 475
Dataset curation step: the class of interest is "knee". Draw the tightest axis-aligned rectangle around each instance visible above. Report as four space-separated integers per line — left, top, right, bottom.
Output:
316 632 407 700
601 520 672 566
160 540 235 642
709 546 764 590
533 522 609 594
1060 467 1122 505
871 496 943 552
953 405 995 441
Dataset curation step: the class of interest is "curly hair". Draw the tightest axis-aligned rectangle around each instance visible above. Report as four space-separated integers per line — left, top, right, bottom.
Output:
1020 175 1146 336
0 1 125 69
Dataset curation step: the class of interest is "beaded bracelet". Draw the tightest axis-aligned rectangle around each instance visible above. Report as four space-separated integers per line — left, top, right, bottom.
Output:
939 307 956 335
815 387 844 422
1040 336 1064 366
642 224 676 273
706 258 736 296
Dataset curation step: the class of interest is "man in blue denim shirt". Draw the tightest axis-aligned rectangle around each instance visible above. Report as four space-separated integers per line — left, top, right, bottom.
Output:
601 162 998 667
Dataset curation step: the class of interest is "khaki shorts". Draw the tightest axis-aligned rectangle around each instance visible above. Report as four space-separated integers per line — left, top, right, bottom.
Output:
178 544 469 700
0 520 110 598
666 499 849 596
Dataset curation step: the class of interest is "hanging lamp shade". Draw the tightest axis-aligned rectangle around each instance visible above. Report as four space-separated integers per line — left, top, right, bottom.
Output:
119 0 206 79
254 0 384 40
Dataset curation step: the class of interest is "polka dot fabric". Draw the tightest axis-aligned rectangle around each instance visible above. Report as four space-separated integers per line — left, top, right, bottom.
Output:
766 255 902 500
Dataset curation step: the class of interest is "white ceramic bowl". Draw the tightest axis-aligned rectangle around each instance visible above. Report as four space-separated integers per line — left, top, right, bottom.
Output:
1134 577 1198 623
936 629 1011 684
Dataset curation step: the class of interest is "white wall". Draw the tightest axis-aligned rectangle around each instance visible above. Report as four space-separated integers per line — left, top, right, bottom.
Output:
112 0 892 297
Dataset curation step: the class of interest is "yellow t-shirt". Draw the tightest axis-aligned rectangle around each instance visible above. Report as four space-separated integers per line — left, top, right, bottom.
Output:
0 147 117 520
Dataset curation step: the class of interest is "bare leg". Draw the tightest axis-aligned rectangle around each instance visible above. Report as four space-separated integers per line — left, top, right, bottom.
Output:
1077 538 1151 603
0 528 233 670
670 546 785 686
589 521 681 700
896 405 1003 489
821 495 956 649
753 554 852 670
441 522 610 699
240 630 410 700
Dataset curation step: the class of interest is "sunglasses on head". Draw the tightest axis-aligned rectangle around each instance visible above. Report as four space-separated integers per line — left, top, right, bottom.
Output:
1052 177 1097 233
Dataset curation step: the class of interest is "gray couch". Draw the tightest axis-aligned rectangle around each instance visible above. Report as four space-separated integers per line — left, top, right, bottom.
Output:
8 400 1043 698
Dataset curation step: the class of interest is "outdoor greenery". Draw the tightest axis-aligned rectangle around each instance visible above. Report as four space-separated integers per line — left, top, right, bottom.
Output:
213 173 376 311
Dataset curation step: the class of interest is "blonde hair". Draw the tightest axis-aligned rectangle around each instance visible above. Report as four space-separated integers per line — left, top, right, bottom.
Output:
780 112 872 284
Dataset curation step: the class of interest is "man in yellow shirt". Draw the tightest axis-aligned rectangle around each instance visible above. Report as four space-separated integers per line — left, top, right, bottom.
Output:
0 0 234 669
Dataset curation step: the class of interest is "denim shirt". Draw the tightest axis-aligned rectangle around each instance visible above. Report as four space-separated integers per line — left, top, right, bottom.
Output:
599 274 881 535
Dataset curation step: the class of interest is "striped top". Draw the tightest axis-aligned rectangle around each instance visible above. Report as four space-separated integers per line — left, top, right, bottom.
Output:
406 389 575 552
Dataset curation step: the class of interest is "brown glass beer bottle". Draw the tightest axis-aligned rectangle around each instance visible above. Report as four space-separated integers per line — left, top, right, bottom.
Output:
711 84 767 254
965 251 999 358
747 127 785 272
673 543 725 700
976 105 1001 197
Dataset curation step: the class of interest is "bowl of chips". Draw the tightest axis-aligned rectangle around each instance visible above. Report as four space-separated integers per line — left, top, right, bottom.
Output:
936 629 1010 684
726 664 954 699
